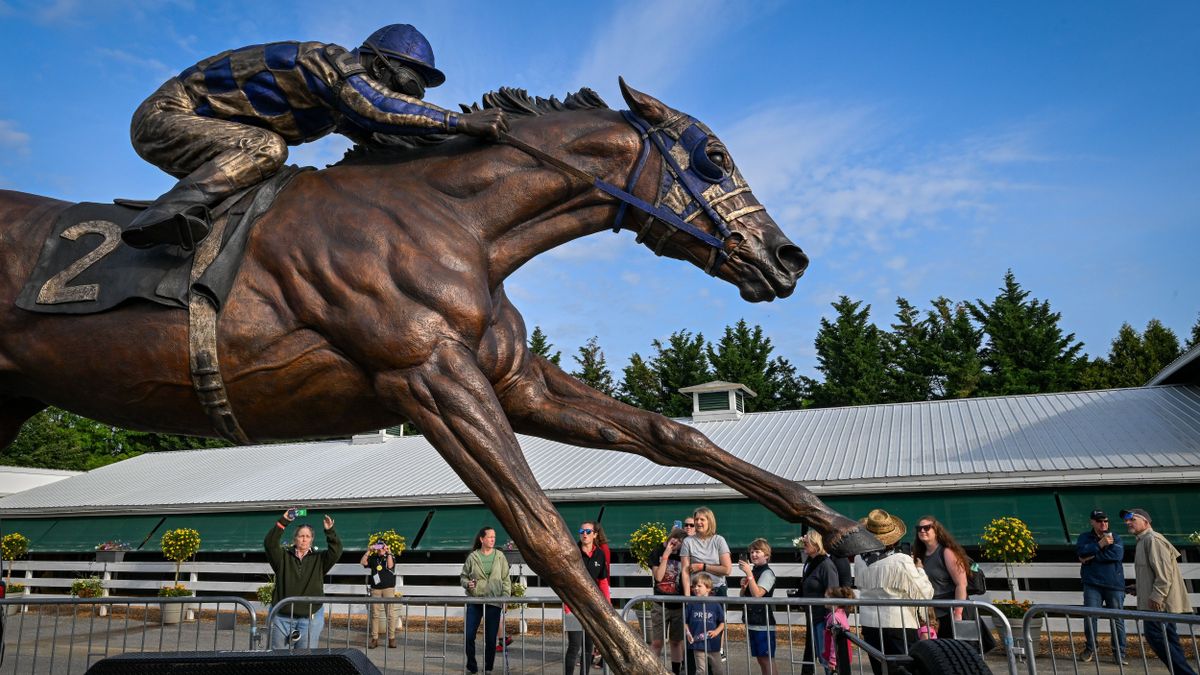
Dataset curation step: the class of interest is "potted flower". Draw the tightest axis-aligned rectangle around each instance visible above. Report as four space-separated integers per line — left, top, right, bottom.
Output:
627 522 668 571
2 532 29 586
158 583 193 624
4 582 26 616
71 576 105 599
95 540 133 563
980 516 1039 655
160 528 201 585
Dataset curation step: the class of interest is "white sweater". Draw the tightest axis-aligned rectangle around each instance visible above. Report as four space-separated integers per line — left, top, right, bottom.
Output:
854 552 934 629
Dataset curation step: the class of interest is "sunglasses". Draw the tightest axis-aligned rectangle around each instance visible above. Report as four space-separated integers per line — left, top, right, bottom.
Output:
578 528 594 535
916 524 934 532
683 522 696 528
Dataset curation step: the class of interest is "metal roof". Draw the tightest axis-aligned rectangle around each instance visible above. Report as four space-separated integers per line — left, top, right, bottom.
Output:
1 385 1198 516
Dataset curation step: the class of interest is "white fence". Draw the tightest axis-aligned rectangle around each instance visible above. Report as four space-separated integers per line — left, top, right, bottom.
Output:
7 559 1198 615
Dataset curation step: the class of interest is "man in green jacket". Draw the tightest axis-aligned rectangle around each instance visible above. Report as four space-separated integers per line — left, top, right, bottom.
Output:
265 509 342 649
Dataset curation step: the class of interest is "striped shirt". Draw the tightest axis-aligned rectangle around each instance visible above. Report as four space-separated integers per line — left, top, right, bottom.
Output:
176 41 458 144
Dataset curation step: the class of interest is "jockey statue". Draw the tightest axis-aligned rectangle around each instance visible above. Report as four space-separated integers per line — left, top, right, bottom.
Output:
122 24 508 250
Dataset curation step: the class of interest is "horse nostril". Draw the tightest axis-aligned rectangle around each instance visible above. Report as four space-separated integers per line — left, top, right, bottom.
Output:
776 244 809 278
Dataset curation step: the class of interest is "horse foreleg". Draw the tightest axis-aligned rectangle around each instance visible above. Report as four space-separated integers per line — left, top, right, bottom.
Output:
0 397 47 452
380 344 666 675
498 356 880 557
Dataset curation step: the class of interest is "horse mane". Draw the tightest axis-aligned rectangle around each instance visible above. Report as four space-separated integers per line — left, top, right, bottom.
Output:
336 87 609 165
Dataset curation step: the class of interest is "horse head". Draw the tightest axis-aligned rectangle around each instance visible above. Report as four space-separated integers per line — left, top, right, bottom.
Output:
618 79 808 302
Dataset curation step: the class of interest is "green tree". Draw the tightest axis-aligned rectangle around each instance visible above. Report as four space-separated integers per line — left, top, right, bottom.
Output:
570 336 616 396
1187 313 1200 351
528 325 562 366
617 353 663 412
884 298 934 403
925 297 983 399
968 270 1084 395
811 296 889 407
2 408 226 471
705 319 805 411
1142 319 1183 380
649 330 712 417
1095 320 1181 388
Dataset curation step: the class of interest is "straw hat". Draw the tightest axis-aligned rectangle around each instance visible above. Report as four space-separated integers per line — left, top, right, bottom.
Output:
859 509 907 547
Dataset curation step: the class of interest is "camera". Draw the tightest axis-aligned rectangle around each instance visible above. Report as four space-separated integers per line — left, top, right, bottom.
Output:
372 543 386 551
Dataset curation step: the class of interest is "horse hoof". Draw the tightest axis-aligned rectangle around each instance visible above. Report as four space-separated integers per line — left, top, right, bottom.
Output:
827 525 883 557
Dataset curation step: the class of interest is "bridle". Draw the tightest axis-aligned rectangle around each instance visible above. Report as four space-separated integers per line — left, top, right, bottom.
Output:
499 110 763 275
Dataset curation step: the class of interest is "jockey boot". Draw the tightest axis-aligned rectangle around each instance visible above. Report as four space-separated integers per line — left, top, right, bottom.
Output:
122 179 219 251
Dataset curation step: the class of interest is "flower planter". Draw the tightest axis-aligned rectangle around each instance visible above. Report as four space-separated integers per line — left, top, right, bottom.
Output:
95 550 126 563
160 603 183 625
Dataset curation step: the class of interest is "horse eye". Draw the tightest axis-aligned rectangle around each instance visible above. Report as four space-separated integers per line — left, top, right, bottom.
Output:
707 150 730 172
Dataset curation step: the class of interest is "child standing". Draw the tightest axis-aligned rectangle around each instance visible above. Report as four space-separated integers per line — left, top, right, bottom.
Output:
822 587 855 675
738 538 778 675
685 572 726 675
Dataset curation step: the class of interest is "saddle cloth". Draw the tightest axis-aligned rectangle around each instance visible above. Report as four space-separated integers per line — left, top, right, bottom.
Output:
16 165 307 315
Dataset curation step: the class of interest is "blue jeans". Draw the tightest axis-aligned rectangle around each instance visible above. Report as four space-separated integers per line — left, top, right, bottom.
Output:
270 606 324 649
1143 620 1199 675
465 603 501 673
1082 585 1126 655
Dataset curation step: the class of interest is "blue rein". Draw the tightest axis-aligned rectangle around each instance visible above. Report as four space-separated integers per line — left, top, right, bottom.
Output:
498 110 734 275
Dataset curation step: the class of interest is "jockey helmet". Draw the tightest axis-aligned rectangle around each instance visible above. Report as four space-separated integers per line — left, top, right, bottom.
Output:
358 24 445 88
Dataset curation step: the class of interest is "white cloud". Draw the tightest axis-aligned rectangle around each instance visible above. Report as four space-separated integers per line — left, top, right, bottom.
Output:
96 48 174 80
722 100 1045 258
0 120 31 155
571 0 752 97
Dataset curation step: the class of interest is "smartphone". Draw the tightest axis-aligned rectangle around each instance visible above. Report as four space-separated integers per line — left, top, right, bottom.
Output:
738 553 750 564
286 508 308 519
673 520 682 530
372 543 385 551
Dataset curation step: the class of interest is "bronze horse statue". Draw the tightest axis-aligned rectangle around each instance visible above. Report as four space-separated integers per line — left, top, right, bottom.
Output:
0 80 877 672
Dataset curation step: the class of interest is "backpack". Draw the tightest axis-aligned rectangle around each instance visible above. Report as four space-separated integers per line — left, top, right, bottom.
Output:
966 558 987 596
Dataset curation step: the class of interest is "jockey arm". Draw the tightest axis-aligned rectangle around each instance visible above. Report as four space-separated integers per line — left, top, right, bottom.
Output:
315 44 505 141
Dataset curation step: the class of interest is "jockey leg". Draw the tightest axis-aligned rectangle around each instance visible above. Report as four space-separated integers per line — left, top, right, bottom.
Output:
123 79 287 250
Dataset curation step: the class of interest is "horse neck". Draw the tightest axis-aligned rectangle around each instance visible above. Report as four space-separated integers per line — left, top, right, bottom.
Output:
483 114 656 283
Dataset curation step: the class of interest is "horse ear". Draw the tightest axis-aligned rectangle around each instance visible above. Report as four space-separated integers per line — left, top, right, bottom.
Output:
619 77 673 125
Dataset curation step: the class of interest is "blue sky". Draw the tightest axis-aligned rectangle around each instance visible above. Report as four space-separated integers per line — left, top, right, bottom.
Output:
1 1 1197 378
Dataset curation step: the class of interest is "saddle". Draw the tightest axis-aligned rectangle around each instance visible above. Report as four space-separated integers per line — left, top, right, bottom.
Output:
16 165 307 315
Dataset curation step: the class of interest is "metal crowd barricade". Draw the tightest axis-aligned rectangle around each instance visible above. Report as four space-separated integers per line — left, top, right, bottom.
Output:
1023 604 1200 675
267 594 573 674
0 595 257 674
621 594 1017 675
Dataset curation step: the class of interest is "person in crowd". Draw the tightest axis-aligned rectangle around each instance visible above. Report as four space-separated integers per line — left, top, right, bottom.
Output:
650 526 688 673
854 509 933 675
564 521 609 675
680 507 732 597
1075 509 1127 664
360 536 399 649
460 526 512 674
822 587 856 675
739 538 778 675
264 509 342 649
911 515 996 653
798 531 840 675
1123 508 1197 675
685 572 726 675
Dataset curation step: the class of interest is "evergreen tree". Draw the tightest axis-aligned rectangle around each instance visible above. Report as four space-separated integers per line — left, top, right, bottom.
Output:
570 336 616 396
617 353 663 412
925 297 984 399
1142 319 1182 380
528 325 562 366
884 298 934 403
1188 313 1200 351
811 296 889 407
706 319 809 412
650 330 712 417
968 270 1084 395
1098 320 1181 388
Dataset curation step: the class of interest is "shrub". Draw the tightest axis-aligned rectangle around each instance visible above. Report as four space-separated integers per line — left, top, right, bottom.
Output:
1 533 29 585
980 516 1037 600
157 583 193 598
256 581 274 606
71 576 104 599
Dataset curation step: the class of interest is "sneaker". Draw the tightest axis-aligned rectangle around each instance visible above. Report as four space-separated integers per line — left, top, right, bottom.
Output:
1115 655 1130 665
368 637 378 649
1079 649 1094 663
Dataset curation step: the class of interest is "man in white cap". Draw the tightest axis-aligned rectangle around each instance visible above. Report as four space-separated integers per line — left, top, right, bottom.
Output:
1122 508 1197 675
